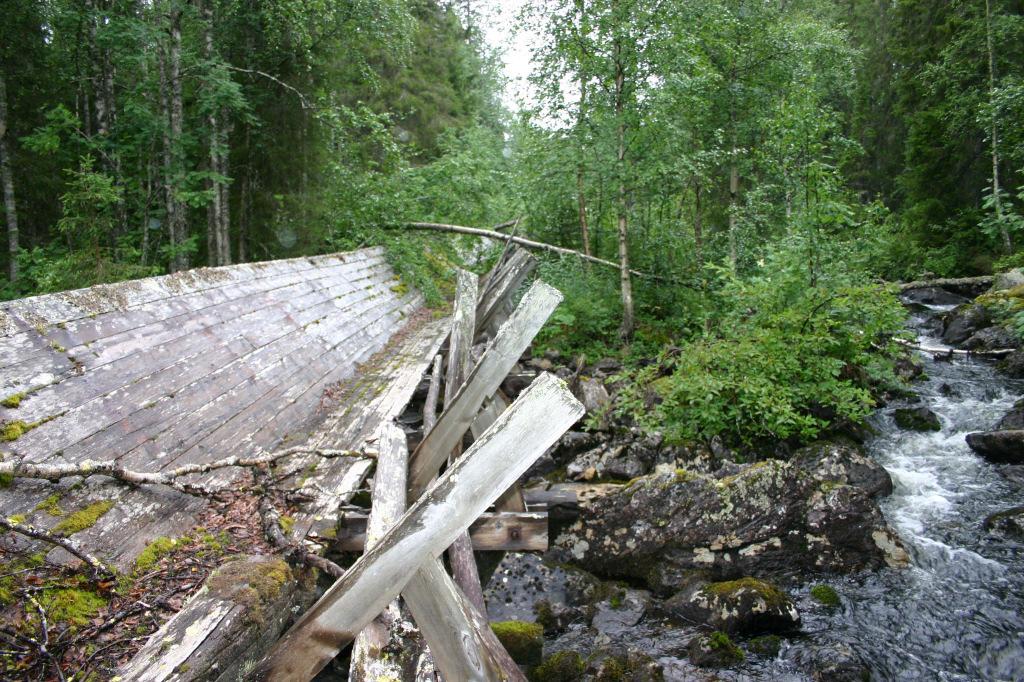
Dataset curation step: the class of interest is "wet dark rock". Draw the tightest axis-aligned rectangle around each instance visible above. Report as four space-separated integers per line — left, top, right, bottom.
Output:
942 304 992 346
999 349 1024 378
893 406 941 432
798 643 871 682
893 354 925 382
590 358 623 378
793 442 894 498
534 599 592 635
899 287 969 307
549 431 604 465
565 433 667 482
995 399 1024 431
591 589 650 637
490 620 544 666
963 325 1020 351
983 507 1024 538
939 383 960 398
747 634 782 657
573 376 612 425
965 430 1024 464
664 577 800 634
551 449 908 594
687 631 745 668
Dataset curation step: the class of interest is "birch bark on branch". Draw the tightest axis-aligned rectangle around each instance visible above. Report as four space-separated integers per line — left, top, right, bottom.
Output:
401 222 679 283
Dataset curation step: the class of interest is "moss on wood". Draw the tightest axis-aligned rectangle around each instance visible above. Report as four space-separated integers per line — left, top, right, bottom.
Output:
52 500 114 535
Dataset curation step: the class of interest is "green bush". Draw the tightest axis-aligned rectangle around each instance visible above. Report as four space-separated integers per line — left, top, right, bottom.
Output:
616 236 905 446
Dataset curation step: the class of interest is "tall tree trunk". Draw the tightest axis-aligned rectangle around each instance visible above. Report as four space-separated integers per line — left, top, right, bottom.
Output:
692 179 703 268
613 34 634 343
727 110 739 270
0 74 19 283
574 0 591 257
202 1 230 266
167 5 188 272
985 0 1011 253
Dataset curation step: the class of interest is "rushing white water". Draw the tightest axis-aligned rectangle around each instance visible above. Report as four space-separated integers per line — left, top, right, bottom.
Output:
786 307 1024 681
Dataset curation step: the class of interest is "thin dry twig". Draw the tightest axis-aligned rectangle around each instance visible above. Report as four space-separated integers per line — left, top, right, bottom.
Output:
0 517 114 578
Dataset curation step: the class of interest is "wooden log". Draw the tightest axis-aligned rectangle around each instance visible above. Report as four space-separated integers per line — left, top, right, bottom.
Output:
402 222 678 283
403 558 526 682
892 337 1016 358
898 275 993 293
255 372 585 681
349 424 421 682
334 512 548 552
444 269 488 613
407 281 564 499
475 249 537 340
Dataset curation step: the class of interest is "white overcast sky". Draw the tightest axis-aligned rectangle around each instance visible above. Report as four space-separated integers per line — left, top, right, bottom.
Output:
475 0 541 111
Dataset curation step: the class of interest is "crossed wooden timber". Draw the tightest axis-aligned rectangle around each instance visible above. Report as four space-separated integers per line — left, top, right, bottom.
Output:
260 259 581 681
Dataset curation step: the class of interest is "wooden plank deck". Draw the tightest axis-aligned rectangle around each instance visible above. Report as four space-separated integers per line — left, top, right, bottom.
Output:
0 248 436 573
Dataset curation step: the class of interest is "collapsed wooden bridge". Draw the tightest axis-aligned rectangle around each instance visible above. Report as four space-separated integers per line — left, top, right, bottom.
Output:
0 246 585 680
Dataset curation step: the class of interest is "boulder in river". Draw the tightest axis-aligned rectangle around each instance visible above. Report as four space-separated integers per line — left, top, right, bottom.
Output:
893 406 941 432
999 349 1024 378
963 325 1020 351
965 430 1024 464
900 286 969 307
994 399 1024 431
991 268 1024 292
942 304 992 346
551 444 908 593
687 631 745 668
983 507 1024 538
664 577 800 634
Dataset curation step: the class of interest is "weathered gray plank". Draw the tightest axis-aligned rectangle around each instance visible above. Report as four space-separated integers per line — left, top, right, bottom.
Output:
408 280 563 499
475 248 536 340
256 372 584 680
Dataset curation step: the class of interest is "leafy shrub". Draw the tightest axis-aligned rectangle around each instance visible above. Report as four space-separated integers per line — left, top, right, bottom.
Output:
615 236 905 446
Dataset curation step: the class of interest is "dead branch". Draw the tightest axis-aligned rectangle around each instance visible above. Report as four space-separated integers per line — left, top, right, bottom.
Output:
0 517 114 578
258 495 345 579
0 446 368 497
223 65 311 109
401 221 681 283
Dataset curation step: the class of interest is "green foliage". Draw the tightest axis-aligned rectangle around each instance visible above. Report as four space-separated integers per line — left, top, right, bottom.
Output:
616 237 905 446
810 584 841 607
35 588 107 628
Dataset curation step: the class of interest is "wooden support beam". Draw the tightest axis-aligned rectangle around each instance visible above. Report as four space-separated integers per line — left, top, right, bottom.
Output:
256 372 584 681
407 280 564 499
335 511 548 552
403 559 525 681
349 424 419 682
471 392 527 513
444 269 488 613
476 249 537 340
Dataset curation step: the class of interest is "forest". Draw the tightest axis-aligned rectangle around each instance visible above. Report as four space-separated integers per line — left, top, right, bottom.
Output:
2 1 1024 679
3 0 1024 438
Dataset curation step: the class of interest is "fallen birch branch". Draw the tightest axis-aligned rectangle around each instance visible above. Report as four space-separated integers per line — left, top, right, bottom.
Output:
0 517 115 578
892 337 1016 358
0 446 368 497
401 221 680 283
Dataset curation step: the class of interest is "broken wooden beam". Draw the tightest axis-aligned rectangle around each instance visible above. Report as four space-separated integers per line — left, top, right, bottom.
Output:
444 269 488 613
335 511 548 552
255 372 585 680
407 280 564 499
475 248 537 340
349 423 421 682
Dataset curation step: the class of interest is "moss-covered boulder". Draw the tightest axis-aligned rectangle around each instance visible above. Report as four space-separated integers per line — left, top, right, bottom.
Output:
551 444 907 593
688 631 744 668
588 651 664 681
810 584 841 607
893 407 941 432
491 620 544 666
747 634 782 657
664 577 800 634
530 651 585 681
